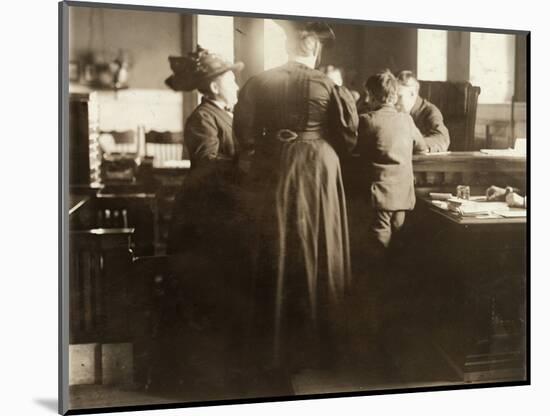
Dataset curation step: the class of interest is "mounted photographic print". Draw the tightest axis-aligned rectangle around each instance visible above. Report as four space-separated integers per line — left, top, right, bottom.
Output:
59 0 529 414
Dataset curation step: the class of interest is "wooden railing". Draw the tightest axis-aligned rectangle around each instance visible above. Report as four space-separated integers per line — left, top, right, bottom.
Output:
412 151 526 196
343 151 526 200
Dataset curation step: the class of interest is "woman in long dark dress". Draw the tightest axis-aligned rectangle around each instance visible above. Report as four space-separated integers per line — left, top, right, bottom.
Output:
234 21 358 381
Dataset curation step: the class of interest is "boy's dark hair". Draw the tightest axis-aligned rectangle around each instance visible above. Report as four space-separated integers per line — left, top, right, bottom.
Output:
365 69 398 104
396 70 420 91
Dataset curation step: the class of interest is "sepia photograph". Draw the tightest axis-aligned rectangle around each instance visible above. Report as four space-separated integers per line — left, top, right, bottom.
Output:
59 0 529 414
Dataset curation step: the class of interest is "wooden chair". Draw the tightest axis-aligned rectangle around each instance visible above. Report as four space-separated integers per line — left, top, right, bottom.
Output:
485 120 512 149
70 189 158 256
99 130 138 155
419 81 481 151
94 193 158 256
98 130 139 184
144 130 188 168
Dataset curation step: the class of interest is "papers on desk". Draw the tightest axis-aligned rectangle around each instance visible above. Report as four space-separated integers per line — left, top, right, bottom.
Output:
480 148 525 157
160 159 191 169
431 196 526 218
468 195 490 202
418 151 451 156
431 200 449 210
480 137 527 157
451 201 509 216
514 138 527 154
480 138 527 157
493 208 527 218
430 192 453 200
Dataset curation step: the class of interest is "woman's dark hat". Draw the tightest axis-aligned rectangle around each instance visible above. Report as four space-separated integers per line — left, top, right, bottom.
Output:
165 45 244 92
273 19 336 46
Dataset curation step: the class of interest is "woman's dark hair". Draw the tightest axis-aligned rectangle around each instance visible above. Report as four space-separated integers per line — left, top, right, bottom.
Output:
287 30 321 57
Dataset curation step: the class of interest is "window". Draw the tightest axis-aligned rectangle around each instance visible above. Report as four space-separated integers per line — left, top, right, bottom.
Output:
417 29 447 81
264 19 288 70
470 32 515 104
197 15 234 63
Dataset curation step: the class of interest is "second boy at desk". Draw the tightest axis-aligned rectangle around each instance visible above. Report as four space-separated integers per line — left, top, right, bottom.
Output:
358 70 427 253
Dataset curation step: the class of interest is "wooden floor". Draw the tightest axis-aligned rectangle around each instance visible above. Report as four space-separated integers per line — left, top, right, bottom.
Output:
67 270 526 411
69 323 469 411
67 207 526 412
69 385 177 410
68 318 526 412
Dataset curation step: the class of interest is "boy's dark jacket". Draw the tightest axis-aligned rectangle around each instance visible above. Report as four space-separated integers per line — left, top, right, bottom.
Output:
358 104 425 211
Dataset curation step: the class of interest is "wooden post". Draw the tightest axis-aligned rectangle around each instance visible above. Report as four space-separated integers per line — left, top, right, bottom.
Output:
447 31 470 81
180 14 198 124
234 17 265 84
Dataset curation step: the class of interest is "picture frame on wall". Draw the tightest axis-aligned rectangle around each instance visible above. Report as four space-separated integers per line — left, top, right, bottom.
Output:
59 0 530 414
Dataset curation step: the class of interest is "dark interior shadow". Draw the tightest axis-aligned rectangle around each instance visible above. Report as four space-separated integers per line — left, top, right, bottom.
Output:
34 398 58 413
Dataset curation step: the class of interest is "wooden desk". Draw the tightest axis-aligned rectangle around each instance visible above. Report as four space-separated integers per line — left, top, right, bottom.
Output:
70 175 179 256
423 198 527 226
345 151 526 198
413 151 526 172
412 197 527 383
69 195 90 216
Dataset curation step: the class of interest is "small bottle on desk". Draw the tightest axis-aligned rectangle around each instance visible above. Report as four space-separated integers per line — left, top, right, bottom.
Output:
456 185 470 200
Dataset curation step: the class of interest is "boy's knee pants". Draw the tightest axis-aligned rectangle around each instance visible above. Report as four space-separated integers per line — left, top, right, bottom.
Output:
370 210 406 248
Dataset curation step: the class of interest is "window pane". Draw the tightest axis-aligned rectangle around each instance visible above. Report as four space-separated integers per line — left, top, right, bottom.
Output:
470 32 515 104
197 15 234 62
417 29 447 81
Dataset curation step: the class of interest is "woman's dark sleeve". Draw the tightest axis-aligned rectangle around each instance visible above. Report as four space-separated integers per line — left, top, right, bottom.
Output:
184 110 220 162
233 78 259 154
327 84 359 155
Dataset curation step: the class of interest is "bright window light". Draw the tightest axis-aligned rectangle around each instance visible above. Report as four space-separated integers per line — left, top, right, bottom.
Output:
197 15 234 63
264 19 288 70
417 29 447 81
470 32 515 104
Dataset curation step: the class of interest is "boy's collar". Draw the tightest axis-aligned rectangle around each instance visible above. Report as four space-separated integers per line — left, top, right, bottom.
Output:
378 103 397 111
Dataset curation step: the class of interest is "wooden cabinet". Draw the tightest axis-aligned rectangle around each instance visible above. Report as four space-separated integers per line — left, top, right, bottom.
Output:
69 229 134 344
69 92 101 186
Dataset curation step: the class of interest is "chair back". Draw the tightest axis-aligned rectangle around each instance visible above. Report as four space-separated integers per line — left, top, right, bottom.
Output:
95 193 157 256
419 81 481 151
144 130 188 167
99 130 138 154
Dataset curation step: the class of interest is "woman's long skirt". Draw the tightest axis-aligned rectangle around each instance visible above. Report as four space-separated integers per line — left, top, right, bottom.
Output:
248 136 352 374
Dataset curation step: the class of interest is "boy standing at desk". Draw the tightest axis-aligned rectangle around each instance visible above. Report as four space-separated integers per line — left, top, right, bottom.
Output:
358 70 427 254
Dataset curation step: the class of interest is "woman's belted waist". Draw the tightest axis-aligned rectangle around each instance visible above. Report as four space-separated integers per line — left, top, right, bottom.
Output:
263 129 326 143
